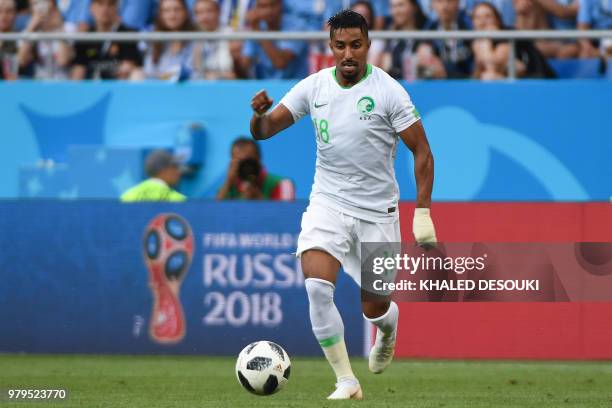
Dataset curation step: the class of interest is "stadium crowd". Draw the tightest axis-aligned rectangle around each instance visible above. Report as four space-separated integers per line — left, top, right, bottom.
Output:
0 0 610 81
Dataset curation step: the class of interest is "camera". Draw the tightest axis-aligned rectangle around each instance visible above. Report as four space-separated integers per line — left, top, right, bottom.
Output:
237 158 261 183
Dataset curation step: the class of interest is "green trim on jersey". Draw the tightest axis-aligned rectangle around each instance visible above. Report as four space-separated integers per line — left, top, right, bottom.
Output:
120 179 186 202
332 64 372 89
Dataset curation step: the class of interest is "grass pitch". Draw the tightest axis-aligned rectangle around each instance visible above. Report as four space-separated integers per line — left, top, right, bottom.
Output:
1 354 611 407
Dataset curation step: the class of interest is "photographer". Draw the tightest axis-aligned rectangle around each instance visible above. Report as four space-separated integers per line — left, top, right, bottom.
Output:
216 137 294 201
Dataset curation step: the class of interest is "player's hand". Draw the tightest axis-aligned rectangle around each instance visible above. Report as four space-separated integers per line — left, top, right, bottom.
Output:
413 208 437 248
251 90 273 117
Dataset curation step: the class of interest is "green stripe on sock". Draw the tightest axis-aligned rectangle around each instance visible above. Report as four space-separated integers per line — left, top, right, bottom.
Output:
319 335 342 348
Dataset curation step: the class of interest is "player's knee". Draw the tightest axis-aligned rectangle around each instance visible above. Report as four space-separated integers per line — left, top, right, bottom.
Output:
300 249 340 281
305 278 335 306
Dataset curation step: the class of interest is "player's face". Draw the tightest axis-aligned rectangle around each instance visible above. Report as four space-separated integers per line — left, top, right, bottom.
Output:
329 27 370 82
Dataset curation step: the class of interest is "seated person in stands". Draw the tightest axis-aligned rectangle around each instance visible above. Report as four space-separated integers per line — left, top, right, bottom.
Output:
513 0 567 58
121 150 186 202
191 0 235 79
578 0 612 57
415 0 473 78
17 0 72 79
382 0 429 80
233 0 309 79
216 137 294 201
143 0 195 80
71 0 142 80
530 0 579 58
471 2 555 79
0 0 17 80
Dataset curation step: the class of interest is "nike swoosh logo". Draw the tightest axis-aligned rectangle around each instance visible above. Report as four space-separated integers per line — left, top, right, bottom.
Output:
314 102 328 108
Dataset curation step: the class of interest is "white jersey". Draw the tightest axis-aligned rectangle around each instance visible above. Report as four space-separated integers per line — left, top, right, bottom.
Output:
279 64 421 223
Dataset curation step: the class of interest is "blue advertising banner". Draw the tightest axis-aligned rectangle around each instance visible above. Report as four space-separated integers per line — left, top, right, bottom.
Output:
0 201 364 356
1 80 610 201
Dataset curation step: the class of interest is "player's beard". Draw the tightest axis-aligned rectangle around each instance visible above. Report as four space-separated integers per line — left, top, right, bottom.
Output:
340 62 361 83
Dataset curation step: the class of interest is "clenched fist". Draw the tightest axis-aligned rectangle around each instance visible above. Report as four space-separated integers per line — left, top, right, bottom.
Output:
251 89 274 117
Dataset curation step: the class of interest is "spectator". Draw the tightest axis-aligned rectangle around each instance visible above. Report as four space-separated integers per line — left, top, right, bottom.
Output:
144 0 196 80
531 0 578 58
217 137 295 201
382 0 428 80
513 0 554 57
418 0 471 24
465 0 515 26
578 0 612 57
17 0 72 79
71 0 142 80
191 0 235 79
471 2 555 79
0 0 17 80
416 0 473 78
351 1 385 66
120 150 187 202
234 0 309 79
324 0 390 29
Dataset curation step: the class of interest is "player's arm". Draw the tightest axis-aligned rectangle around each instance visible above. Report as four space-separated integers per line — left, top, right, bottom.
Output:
250 90 295 140
399 120 433 208
399 120 437 245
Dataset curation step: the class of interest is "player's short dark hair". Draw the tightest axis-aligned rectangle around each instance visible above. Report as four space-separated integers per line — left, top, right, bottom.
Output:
327 9 369 40
232 137 261 159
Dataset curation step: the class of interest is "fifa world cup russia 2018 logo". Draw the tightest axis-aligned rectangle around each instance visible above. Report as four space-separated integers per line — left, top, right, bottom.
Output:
143 214 194 344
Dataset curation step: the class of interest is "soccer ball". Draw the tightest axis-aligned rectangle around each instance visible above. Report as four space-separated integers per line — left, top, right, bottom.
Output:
235 341 291 396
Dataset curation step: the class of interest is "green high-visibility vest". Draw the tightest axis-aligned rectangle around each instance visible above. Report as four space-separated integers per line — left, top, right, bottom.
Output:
120 179 186 202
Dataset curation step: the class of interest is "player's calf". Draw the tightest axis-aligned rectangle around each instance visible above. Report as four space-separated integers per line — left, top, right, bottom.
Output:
305 278 360 396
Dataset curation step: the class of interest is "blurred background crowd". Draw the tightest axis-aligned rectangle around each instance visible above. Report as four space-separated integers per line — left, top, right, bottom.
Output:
0 0 610 81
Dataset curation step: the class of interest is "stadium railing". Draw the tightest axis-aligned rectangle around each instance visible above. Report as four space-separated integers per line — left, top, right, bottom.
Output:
1 30 611 79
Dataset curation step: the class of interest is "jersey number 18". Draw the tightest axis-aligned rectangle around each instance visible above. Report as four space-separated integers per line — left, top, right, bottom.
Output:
313 118 330 144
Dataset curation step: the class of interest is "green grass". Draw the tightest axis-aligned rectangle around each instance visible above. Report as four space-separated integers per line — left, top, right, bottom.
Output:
1 354 612 407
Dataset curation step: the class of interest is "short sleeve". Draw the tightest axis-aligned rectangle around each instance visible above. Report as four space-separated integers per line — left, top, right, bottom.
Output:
278 75 313 122
577 0 592 25
386 80 420 134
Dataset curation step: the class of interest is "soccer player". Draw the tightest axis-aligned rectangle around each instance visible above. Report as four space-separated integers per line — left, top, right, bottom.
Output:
249 9 437 400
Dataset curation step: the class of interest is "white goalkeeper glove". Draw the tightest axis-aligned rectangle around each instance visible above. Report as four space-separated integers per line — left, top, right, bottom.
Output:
413 208 437 246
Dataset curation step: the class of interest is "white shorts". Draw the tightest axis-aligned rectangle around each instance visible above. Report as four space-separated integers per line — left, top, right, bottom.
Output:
296 202 401 286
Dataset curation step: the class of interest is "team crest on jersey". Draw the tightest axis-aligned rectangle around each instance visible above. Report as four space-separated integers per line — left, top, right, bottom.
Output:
357 96 375 120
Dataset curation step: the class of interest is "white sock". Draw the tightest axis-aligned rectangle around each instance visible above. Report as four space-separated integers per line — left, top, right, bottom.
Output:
305 278 356 382
364 301 399 339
